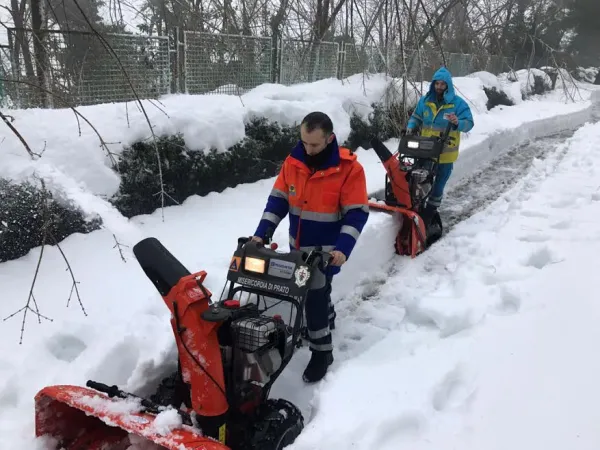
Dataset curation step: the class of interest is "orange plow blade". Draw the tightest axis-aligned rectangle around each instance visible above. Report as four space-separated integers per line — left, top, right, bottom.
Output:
368 201 427 258
34 385 229 450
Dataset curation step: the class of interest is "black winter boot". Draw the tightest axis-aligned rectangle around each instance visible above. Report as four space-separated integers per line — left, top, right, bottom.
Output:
420 202 438 225
302 350 334 383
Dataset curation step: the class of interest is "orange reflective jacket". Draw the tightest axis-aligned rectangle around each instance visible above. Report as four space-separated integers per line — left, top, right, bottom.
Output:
254 137 369 275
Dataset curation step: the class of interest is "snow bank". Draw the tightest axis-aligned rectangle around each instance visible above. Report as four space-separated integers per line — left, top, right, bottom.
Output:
0 74 391 197
287 119 600 450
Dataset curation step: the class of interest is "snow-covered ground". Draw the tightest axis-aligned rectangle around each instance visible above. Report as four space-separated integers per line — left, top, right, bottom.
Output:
1 72 600 448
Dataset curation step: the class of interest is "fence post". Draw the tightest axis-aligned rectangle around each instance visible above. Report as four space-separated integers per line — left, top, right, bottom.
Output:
271 31 279 84
278 36 284 85
337 43 345 79
180 28 187 94
170 27 179 93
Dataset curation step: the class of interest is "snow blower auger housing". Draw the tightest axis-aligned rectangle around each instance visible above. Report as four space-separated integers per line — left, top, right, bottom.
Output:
368 121 454 257
34 235 332 450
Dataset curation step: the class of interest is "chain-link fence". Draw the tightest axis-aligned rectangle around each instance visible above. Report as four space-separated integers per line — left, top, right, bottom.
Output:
341 43 387 78
1 26 529 109
4 28 170 108
184 31 273 95
279 39 340 85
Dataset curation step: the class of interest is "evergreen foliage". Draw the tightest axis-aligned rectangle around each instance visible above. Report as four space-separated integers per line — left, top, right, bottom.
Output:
0 178 101 263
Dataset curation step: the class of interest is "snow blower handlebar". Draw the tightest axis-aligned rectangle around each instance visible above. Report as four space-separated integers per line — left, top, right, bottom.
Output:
241 227 333 270
370 121 454 164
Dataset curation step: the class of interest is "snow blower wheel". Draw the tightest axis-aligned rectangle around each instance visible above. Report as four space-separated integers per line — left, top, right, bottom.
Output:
33 235 332 450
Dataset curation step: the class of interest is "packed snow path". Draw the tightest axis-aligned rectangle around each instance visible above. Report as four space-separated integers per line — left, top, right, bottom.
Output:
269 128 578 420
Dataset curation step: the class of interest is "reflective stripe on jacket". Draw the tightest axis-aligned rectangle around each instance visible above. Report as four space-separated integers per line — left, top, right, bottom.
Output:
407 67 474 164
254 137 369 276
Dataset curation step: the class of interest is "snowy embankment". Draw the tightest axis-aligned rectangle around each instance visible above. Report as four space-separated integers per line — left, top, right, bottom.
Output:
0 69 597 202
288 119 600 450
0 71 599 448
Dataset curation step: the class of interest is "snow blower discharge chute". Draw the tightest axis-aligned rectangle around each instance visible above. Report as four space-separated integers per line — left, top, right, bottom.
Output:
368 122 454 257
34 235 333 450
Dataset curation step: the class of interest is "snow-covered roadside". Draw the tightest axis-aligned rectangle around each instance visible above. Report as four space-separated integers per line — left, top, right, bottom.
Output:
287 120 600 450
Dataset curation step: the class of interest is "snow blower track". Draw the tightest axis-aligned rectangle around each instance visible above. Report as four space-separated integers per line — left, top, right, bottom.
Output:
441 130 575 231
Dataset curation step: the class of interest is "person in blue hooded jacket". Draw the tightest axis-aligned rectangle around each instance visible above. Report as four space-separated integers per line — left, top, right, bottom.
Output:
406 67 474 216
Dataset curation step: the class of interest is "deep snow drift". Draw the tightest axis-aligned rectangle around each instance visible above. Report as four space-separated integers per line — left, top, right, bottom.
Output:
0 71 600 448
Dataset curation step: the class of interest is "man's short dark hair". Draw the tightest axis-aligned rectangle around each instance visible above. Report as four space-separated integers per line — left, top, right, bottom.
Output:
301 111 333 135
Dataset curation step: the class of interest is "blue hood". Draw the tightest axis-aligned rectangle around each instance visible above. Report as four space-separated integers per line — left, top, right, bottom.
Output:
427 67 455 103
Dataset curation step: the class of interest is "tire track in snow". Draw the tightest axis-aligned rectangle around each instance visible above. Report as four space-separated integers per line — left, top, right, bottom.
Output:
441 130 575 231
271 129 578 422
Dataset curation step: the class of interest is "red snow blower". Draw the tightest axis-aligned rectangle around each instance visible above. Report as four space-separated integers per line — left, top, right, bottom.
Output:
34 235 332 449
368 122 454 257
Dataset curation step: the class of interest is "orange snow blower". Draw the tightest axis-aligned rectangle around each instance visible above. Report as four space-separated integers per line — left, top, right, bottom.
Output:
368 122 454 257
34 235 332 450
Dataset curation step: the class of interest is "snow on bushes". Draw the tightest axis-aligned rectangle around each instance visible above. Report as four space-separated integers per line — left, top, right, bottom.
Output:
498 68 554 100
573 67 599 85
0 69 583 263
111 117 301 218
0 178 101 263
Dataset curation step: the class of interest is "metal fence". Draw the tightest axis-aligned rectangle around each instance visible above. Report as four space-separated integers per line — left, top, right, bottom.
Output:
4 28 170 108
3 27 519 109
184 31 273 95
279 39 340 85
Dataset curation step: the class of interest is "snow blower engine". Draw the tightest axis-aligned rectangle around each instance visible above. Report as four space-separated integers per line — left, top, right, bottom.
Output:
33 235 332 450
368 121 454 257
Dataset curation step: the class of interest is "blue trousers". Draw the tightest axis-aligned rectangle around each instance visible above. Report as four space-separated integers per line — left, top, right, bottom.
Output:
428 162 453 208
305 276 335 352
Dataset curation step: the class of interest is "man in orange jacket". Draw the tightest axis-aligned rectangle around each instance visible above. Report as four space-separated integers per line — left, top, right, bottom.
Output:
252 111 370 383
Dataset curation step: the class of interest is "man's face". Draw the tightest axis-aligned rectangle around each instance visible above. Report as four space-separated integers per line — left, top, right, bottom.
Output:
434 80 447 96
300 124 334 156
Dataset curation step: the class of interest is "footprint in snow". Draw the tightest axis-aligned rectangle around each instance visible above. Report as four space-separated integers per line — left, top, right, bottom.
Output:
522 246 562 270
517 233 551 243
493 287 522 315
46 333 88 363
520 210 549 218
549 220 571 230
549 198 573 209
360 283 380 300
431 365 477 412
371 411 426 446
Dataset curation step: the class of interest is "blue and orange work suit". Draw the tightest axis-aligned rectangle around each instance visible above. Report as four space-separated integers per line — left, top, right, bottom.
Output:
254 137 369 352
407 67 474 208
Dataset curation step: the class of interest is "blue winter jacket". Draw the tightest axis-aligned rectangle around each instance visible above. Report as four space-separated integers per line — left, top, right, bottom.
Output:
407 67 474 163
